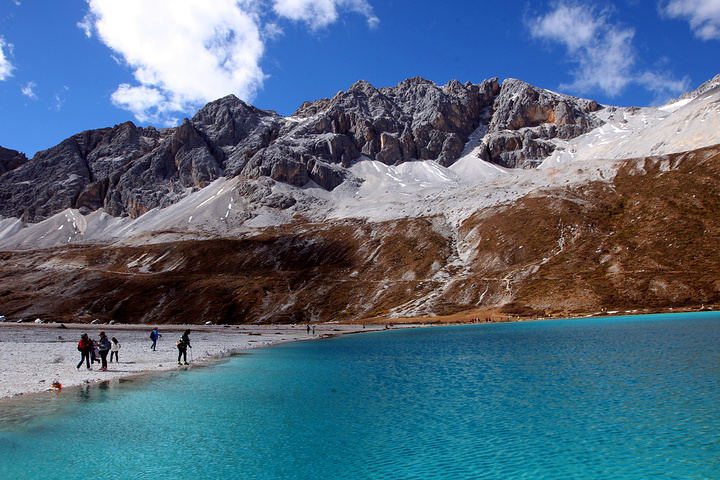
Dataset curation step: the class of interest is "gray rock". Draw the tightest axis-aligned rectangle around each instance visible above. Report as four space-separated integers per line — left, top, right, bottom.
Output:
0 132 100 221
677 73 720 101
0 147 29 175
190 95 285 177
480 79 603 168
296 77 501 167
0 76 607 221
106 119 223 217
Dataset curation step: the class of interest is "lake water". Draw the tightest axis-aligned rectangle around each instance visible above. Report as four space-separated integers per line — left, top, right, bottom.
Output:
1 312 719 479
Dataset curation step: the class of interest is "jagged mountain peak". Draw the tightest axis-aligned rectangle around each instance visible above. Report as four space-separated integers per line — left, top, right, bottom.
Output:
348 78 379 93
676 73 720 102
193 93 279 119
1 74 715 225
491 78 601 128
0 146 29 175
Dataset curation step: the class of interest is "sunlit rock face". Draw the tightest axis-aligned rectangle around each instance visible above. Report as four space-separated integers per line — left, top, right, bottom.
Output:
0 76 604 221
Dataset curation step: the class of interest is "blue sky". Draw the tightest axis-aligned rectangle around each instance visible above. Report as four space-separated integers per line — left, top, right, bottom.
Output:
0 0 718 158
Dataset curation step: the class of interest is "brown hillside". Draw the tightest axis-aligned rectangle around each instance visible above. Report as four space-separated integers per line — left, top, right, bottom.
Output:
0 218 453 324
1 146 719 324
452 145 720 313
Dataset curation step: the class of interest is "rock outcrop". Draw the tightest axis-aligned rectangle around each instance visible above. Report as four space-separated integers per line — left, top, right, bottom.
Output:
0 123 168 221
678 73 720 101
0 147 28 175
479 79 602 168
0 77 604 222
237 77 502 190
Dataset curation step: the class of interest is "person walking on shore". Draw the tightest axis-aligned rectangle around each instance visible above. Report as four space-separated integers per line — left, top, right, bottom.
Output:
98 331 111 371
76 333 92 370
150 327 161 351
177 329 191 365
110 337 120 363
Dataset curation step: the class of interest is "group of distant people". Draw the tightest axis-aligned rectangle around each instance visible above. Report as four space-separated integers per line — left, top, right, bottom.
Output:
76 331 119 371
154 327 193 364
76 327 192 371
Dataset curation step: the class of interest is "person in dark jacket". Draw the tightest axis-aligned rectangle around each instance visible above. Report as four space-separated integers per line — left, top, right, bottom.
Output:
76 333 92 370
177 329 191 365
98 331 111 371
89 336 99 364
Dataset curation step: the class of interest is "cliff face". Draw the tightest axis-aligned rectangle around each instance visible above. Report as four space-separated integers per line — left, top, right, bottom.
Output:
0 147 28 175
0 77 602 222
482 79 601 168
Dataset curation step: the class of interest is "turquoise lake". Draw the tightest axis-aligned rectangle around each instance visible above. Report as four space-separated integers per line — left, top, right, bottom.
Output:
1 312 719 479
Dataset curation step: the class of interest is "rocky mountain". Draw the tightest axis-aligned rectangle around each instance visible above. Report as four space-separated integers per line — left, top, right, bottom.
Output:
0 147 28 176
0 75 719 325
0 77 601 222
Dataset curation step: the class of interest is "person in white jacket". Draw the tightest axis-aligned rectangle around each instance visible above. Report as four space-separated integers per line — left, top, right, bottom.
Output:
110 337 121 363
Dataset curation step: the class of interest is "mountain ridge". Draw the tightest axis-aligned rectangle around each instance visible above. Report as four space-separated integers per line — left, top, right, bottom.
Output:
0 74 719 324
0 76 602 222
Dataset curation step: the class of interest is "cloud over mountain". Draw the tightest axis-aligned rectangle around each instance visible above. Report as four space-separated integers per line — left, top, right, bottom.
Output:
527 2 689 102
662 0 720 40
273 0 379 29
0 37 14 81
80 0 378 126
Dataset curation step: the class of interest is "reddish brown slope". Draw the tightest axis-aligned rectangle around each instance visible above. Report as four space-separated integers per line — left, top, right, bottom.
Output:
1 146 719 324
450 145 720 314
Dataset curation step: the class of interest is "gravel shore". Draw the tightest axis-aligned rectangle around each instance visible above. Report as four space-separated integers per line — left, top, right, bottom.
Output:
0 322 386 398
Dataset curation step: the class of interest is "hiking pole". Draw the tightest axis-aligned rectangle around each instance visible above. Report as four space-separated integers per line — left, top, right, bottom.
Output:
190 346 193 364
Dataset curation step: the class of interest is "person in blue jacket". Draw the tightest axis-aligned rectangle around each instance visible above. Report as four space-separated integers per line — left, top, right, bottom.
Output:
98 331 111 371
150 327 162 351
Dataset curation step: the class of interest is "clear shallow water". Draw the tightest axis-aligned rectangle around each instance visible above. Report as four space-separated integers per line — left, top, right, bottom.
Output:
1 312 719 479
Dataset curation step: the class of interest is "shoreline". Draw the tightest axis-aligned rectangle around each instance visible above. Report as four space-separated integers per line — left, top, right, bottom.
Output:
1 306 713 400
0 322 401 400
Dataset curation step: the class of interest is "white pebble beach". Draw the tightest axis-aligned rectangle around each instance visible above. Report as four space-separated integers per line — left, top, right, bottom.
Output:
0 322 389 399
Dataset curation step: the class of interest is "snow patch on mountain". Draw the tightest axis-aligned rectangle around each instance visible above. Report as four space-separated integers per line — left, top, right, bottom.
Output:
0 153 614 250
541 85 720 167
1 83 718 251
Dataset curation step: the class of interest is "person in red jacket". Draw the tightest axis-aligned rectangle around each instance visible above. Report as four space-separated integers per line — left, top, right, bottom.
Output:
76 333 92 370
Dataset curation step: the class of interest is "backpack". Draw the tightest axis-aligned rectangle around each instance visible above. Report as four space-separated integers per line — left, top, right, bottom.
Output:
150 331 155 339
78 340 83 352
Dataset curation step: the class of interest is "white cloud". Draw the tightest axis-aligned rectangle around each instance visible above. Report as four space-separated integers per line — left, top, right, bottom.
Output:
527 2 689 101
111 84 179 124
661 0 720 40
273 0 379 29
81 0 378 126
83 0 266 126
527 3 601 52
263 22 285 41
0 37 15 81
77 15 93 38
527 3 636 94
54 86 69 111
637 71 691 103
21 81 37 100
